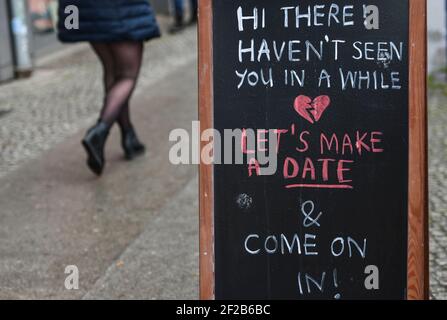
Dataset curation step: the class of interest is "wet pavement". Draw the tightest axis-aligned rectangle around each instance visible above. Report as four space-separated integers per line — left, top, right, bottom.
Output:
428 90 447 300
0 23 198 299
427 0 447 300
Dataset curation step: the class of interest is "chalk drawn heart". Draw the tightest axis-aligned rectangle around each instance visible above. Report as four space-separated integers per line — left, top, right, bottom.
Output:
294 95 331 124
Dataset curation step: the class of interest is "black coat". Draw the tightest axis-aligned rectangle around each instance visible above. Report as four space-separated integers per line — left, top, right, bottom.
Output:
58 0 160 43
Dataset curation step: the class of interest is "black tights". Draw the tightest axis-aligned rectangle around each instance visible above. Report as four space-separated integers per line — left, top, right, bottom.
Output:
90 41 144 131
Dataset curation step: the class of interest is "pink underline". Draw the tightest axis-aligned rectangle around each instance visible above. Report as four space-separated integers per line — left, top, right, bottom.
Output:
285 184 354 190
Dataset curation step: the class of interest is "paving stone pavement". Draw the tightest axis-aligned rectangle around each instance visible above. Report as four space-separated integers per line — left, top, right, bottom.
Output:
83 177 199 300
428 91 447 300
0 24 196 179
0 23 199 300
0 61 198 300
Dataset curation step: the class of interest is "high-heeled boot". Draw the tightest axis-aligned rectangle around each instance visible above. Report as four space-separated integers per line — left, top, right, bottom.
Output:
82 120 110 175
121 126 146 160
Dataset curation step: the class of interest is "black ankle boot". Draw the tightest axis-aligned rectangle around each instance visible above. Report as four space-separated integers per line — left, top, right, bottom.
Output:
169 14 184 33
82 121 110 175
189 10 198 25
121 126 145 160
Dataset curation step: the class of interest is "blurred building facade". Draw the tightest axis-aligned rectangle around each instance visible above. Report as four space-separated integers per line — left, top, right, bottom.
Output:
0 0 59 82
0 0 14 82
0 0 172 83
428 0 447 73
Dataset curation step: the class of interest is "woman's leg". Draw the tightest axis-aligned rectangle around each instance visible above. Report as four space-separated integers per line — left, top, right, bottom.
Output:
90 42 115 101
117 101 131 131
81 43 116 175
190 0 198 22
173 0 185 18
82 41 145 175
100 41 144 127
109 41 146 159
170 0 185 32
90 42 134 132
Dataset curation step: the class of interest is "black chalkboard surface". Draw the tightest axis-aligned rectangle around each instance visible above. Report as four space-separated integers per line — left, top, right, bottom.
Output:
212 0 409 300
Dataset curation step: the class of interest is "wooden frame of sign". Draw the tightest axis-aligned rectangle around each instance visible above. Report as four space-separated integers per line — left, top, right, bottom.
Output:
198 0 428 300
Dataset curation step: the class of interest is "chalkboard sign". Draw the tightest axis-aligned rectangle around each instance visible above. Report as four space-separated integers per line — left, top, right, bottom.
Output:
198 0 428 300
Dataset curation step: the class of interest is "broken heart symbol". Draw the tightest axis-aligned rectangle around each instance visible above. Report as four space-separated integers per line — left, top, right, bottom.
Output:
294 95 331 124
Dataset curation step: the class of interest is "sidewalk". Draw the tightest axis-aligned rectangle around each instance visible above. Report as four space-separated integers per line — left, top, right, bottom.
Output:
428 91 447 300
428 0 446 73
426 0 447 300
0 25 198 299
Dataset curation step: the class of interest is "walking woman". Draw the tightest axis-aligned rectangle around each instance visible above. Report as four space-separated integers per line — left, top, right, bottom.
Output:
57 0 160 175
